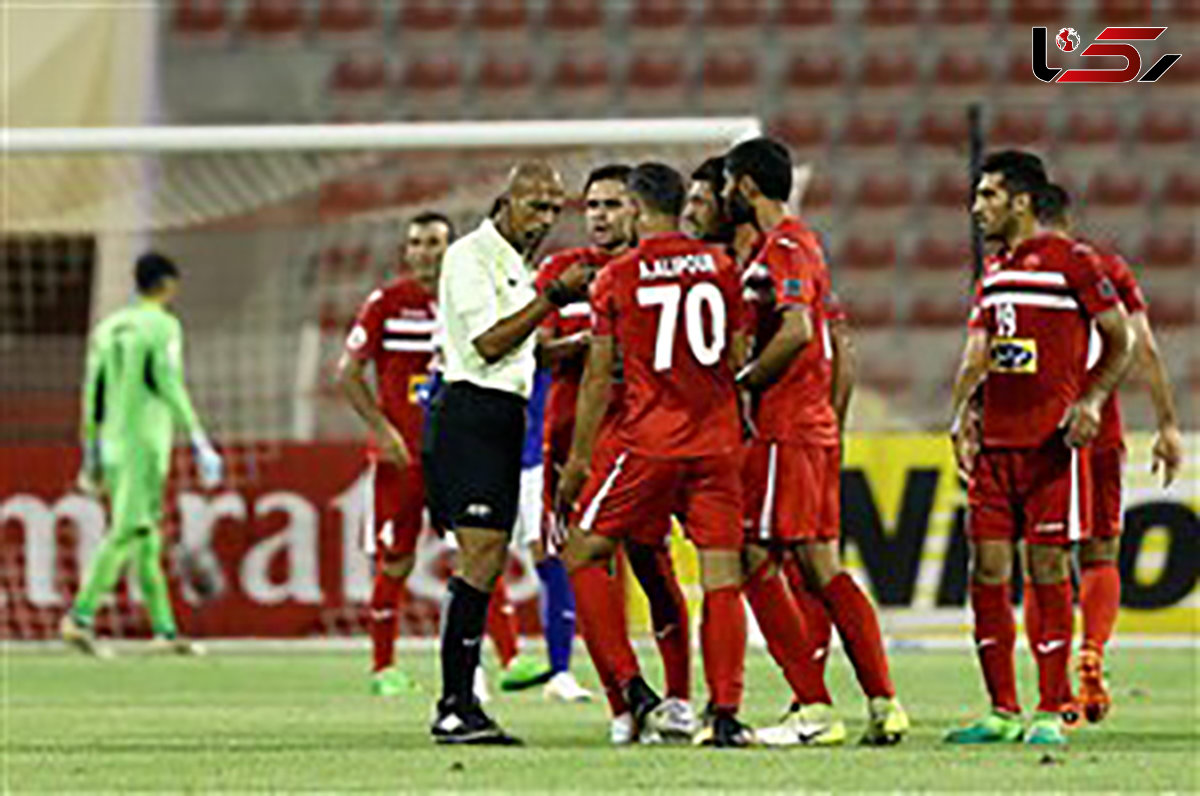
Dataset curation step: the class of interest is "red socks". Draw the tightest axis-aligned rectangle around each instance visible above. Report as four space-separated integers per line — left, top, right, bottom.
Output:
1080 561 1120 654
571 564 639 715
970 581 1019 714
784 557 833 680
369 571 404 673
1032 580 1074 713
701 585 746 712
486 577 519 669
744 563 831 705
820 573 894 699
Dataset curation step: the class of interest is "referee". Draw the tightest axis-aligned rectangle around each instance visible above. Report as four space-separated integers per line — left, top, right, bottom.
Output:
427 161 589 745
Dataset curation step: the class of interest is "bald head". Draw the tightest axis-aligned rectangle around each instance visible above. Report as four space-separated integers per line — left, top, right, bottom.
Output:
494 159 565 255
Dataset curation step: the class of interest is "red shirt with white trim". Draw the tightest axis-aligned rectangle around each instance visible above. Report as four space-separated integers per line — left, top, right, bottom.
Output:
590 232 743 458
345 277 438 456
976 234 1120 448
742 216 839 446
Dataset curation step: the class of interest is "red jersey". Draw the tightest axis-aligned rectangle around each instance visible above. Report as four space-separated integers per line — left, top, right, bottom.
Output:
344 277 438 455
743 216 839 446
975 234 1120 448
1091 248 1147 451
590 232 743 458
535 246 617 439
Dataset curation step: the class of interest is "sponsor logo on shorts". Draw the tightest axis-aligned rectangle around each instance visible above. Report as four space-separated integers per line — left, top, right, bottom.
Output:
989 337 1037 373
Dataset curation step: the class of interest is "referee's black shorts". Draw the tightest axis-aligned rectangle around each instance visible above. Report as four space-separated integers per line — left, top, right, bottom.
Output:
424 381 526 534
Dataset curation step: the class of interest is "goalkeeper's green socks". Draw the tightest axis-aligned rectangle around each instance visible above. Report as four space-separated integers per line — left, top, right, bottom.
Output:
134 531 178 638
72 527 177 638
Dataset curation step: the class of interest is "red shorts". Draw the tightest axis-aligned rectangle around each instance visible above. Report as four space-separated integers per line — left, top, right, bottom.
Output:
743 440 840 544
365 459 425 559
574 448 742 550
969 439 1092 545
1091 446 1125 539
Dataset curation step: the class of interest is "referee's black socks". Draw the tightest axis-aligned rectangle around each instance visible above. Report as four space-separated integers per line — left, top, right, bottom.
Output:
441 576 492 708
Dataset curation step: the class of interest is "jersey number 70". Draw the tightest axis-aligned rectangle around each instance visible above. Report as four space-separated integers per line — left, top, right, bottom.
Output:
636 283 727 371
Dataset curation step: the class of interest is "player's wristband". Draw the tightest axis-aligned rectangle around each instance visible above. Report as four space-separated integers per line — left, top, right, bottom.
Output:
543 279 574 308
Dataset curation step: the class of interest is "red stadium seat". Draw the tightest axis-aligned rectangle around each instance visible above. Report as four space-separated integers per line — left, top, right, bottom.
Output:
860 0 919 45
394 173 452 206
398 56 463 118
769 114 830 156
800 174 835 211
549 53 611 115
1086 172 1147 207
933 0 991 27
924 171 971 209
859 52 919 94
988 109 1050 147
318 179 386 216
476 55 536 116
1060 111 1122 153
397 0 461 48
1095 0 1153 24
1146 295 1197 327
698 53 758 112
843 112 903 159
1136 109 1195 146
1141 232 1195 269
242 0 305 40
914 110 969 154
701 0 763 44
837 236 897 271
910 297 969 328
474 0 530 40
933 51 991 99
316 0 380 39
841 297 896 328
853 174 913 210
328 53 388 95
1162 173 1200 207
172 0 230 40
776 0 836 43
781 52 843 103
628 0 690 45
913 237 973 272
1008 0 1064 25
545 0 606 41
625 52 689 113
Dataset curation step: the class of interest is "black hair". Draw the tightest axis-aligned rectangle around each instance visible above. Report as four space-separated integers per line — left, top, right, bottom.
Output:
627 162 685 217
724 137 793 201
979 150 1048 198
584 164 633 194
691 156 726 196
135 252 180 294
409 210 456 241
1032 183 1071 225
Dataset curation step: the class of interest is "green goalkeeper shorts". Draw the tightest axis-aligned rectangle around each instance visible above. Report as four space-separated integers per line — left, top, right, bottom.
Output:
103 452 168 533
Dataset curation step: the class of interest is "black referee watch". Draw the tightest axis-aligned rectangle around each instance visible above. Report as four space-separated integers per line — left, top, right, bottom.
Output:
543 279 574 308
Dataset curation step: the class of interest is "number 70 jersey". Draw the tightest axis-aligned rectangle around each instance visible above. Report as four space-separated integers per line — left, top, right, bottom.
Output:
589 231 744 459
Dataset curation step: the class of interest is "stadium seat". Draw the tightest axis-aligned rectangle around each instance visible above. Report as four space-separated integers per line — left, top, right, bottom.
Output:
837 235 898 272
851 173 914 233
1000 50 1064 103
1134 109 1195 164
1146 294 1197 328
326 53 388 117
859 52 920 100
841 112 904 162
1086 172 1147 207
799 173 835 211
316 0 381 41
776 0 837 44
475 54 537 117
987 108 1050 148
1161 172 1200 228
1007 0 1064 25
242 0 305 42
396 0 462 50
932 51 992 103
393 173 452 206
627 0 691 47
171 0 231 42
913 110 970 167
698 53 758 113
1141 231 1195 270
397 56 464 118
924 171 971 210
769 114 831 158
1172 0 1200 33
549 53 612 116
625 52 690 114
859 0 920 46
1055 110 1123 171
1095 0 1153 24
318 178 387 216
930 0 991 33
910 297 970 328
779 52 843 104
473 0 531 44
700 0 763 46
840 296 896 328
544 0 606 44
912 236 973 273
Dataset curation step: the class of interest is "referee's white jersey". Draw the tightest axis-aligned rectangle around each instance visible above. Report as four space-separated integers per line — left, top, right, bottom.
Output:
438 217 538 399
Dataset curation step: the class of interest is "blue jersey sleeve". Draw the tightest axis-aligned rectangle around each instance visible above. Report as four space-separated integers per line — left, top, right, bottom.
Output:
521 368 551 469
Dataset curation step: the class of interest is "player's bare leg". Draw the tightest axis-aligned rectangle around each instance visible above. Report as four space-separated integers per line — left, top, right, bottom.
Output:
1024 543 1074 745
1076 537 1119 722
796 541 907 745
369 553 418 696
946 540 1024 744
692 548 753 748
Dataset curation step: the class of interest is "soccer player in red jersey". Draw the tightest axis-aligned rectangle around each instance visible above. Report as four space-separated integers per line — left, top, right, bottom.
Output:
1019 184 1184 723
946 152 1133 746
557 162 755 747
338 212 451 697
723 137 908 746
537 165 695 740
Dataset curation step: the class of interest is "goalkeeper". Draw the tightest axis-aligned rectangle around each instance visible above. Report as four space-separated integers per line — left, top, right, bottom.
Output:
61 253 223 656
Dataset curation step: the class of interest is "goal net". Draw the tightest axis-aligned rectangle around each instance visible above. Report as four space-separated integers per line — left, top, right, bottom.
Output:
1 118 761 640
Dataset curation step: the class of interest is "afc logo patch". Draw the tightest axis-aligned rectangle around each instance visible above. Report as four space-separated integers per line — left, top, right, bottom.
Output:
989 338 1038 374
783 278 804 298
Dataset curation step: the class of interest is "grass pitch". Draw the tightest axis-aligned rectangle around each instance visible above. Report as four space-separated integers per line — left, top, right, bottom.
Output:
4 643 1197 792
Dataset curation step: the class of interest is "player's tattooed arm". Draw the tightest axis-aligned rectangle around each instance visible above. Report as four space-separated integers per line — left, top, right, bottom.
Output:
336 352 411 467
557 334 614 513
1129 311 1184 486
949 329 988 484
1062 305 1132 448
736 306 813 391
829 317 856 431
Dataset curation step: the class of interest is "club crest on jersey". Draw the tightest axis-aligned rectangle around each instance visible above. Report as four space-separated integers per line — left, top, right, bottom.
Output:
989 337 1038 373
783 278 804 297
